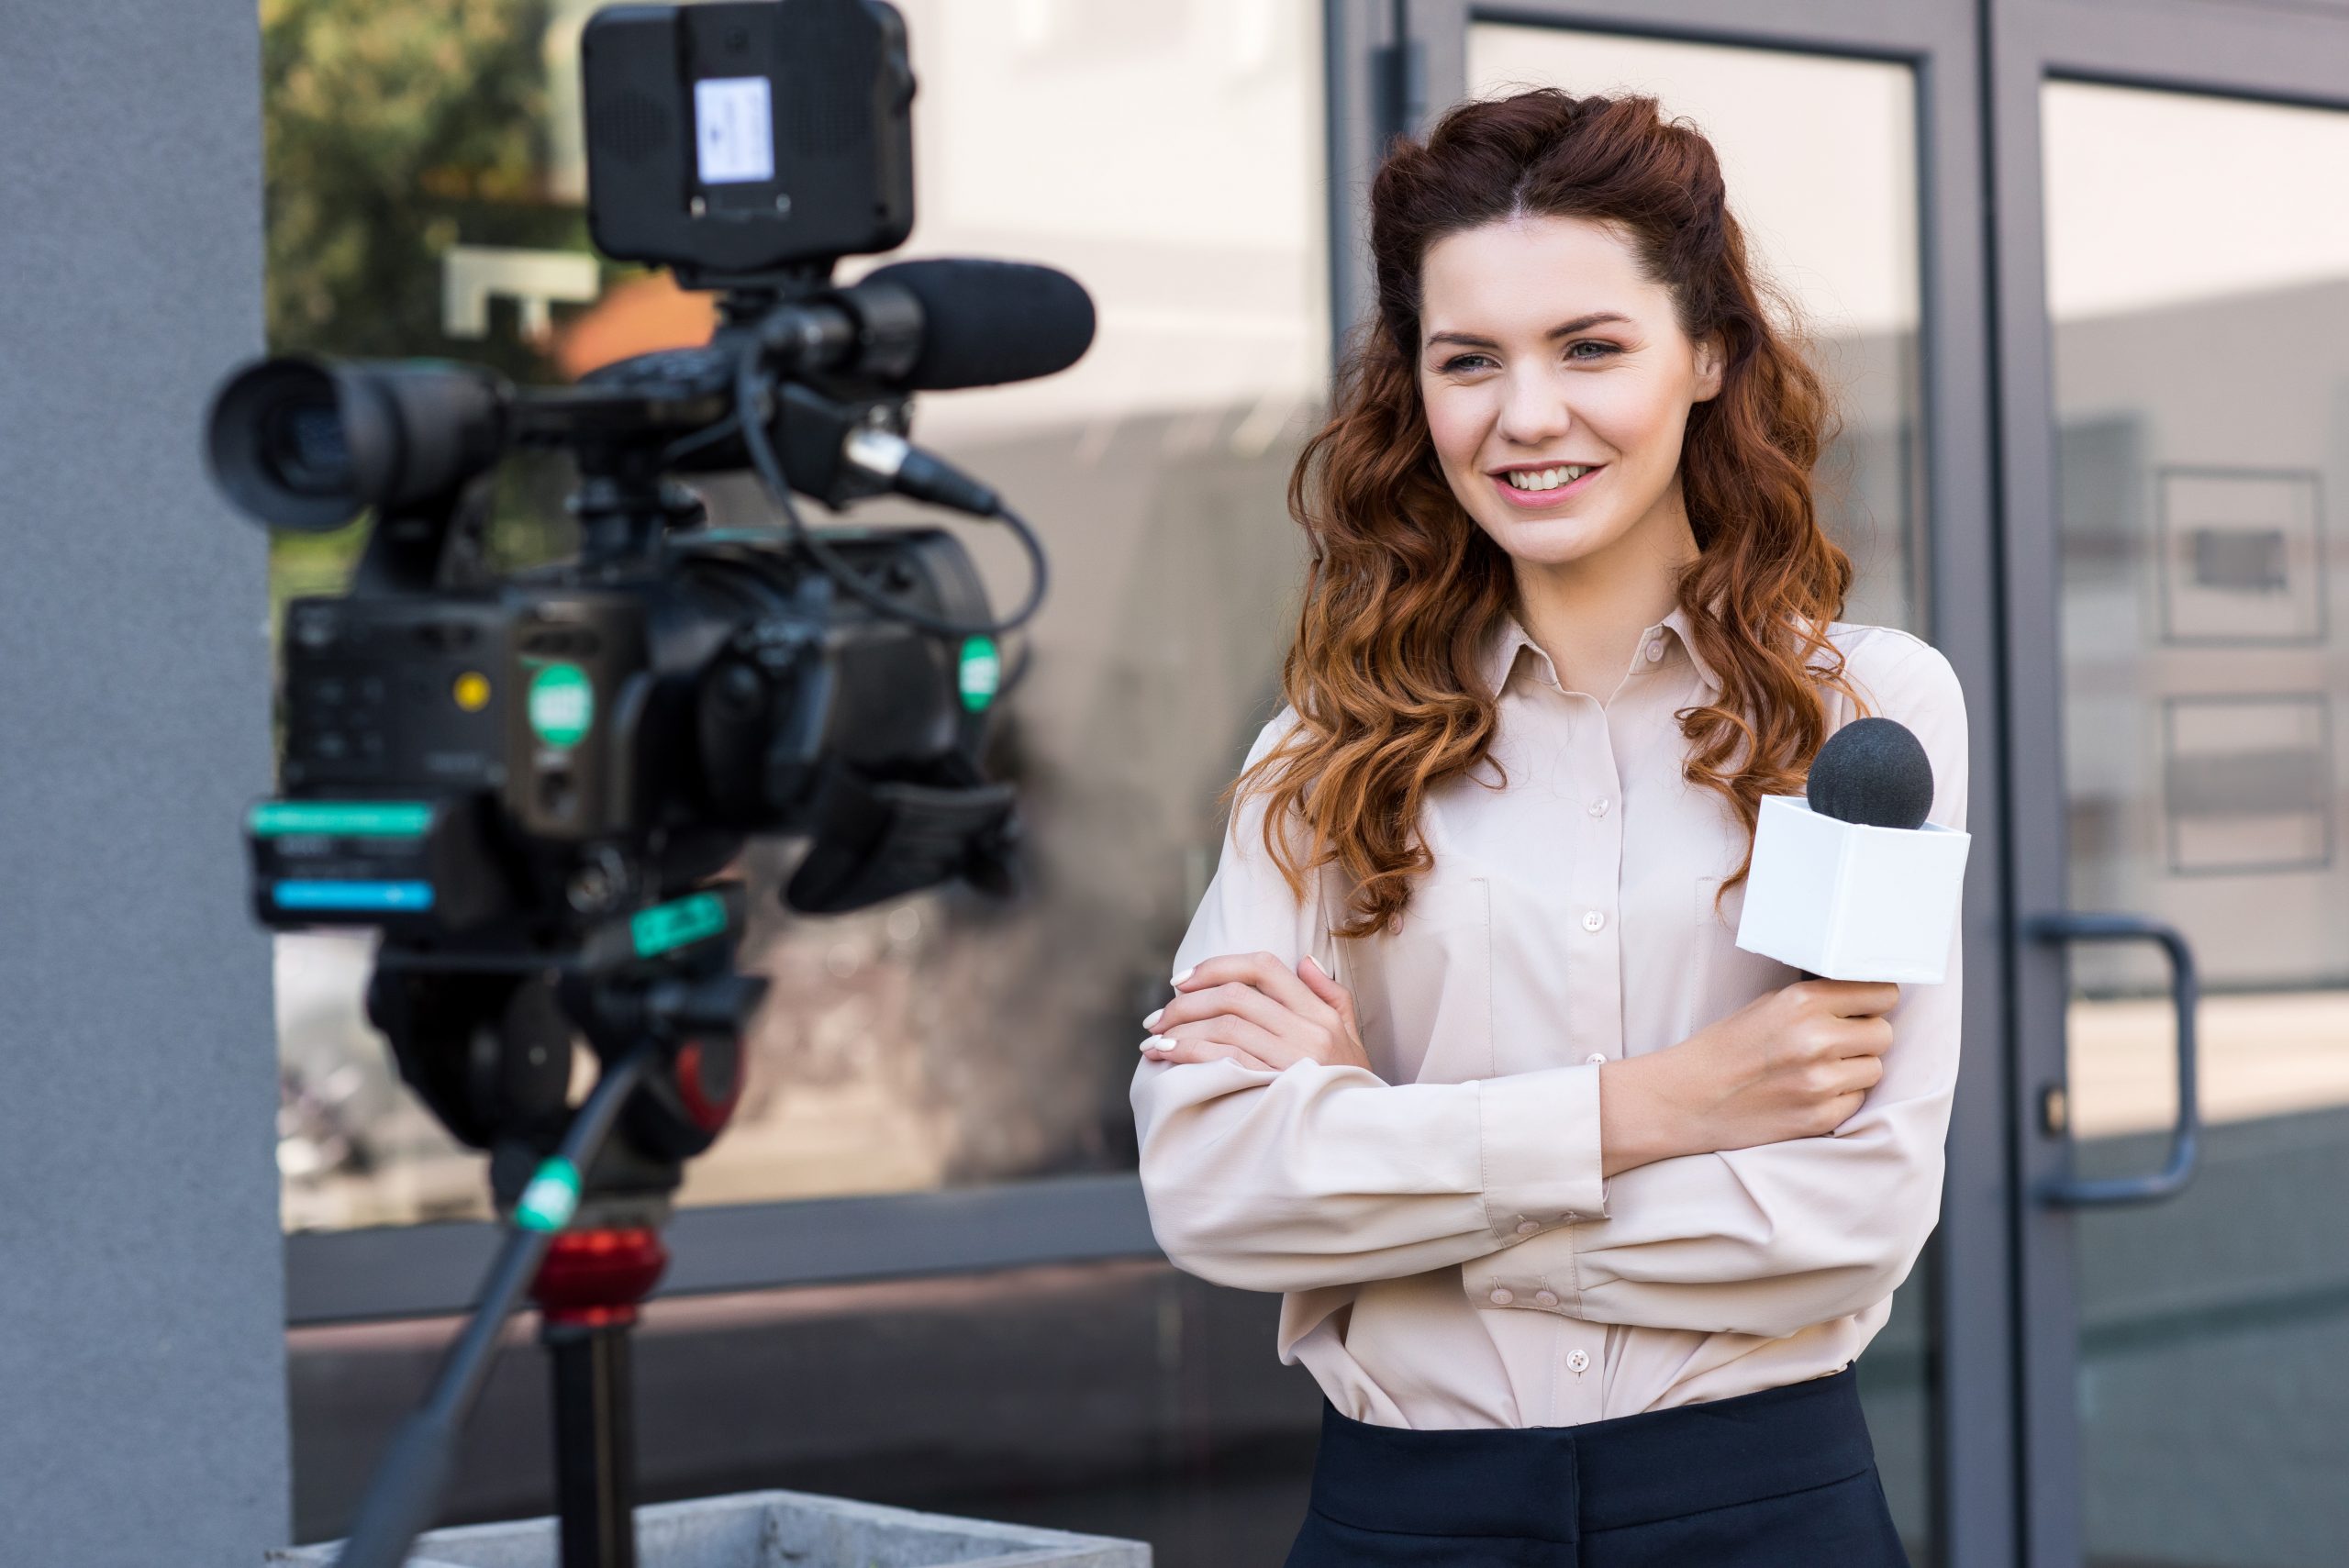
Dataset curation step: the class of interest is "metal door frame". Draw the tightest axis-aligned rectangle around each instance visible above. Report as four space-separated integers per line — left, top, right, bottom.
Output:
1327 4 2013 1562
1988 2 2349 1564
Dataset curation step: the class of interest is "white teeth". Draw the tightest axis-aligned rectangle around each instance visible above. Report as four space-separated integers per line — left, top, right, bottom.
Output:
1504 465 1590 493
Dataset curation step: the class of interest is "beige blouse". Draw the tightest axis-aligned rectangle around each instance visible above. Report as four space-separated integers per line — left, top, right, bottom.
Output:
1130 603 1967 1429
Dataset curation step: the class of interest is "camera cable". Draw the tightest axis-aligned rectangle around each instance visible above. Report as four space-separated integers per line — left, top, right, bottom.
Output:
731 343 1050 643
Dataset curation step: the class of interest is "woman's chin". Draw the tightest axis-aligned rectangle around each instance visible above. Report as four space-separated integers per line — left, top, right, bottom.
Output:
1477 512 1620 566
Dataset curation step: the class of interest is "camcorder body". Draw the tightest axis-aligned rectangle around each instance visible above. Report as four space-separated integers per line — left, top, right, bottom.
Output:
210 0 1085 1189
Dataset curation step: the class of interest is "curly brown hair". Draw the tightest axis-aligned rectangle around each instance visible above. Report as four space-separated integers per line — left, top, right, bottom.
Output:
1232 87 1865 940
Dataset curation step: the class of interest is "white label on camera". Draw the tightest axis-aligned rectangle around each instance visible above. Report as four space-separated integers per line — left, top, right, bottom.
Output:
694 77 774 184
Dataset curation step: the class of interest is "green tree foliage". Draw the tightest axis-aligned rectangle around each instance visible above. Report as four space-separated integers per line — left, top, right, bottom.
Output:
261 0 594 596
264 0 570 374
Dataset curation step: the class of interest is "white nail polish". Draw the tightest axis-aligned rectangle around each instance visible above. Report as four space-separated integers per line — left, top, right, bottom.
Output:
1139 1036 1168 1053
1143 1007 1164 1029
1172 966 1195 985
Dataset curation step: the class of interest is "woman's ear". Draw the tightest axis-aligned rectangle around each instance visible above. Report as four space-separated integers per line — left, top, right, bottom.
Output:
1693 332 1726 403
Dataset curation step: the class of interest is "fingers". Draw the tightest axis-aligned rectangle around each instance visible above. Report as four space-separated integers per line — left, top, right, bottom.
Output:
1172 951 1335 1027
1159 1012 1294 1062
1297 954 1357 1026
1831 1052 1887 1094
1140 1033 1275 1072
1816 1012 1896 1061
1151 980 1292 1040
1809 980 1901 1018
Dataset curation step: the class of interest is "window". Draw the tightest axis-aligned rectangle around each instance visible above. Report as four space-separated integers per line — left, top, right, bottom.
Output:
265 0 1330 1229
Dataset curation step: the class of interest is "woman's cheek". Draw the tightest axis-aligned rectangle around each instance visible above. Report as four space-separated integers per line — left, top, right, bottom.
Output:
1419 382 1486 475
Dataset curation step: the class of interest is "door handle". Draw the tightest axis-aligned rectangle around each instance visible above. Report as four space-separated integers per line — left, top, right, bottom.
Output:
2025 911 2200 1207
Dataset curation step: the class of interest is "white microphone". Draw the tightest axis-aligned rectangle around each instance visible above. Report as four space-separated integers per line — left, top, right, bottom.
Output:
1733 717 1970 984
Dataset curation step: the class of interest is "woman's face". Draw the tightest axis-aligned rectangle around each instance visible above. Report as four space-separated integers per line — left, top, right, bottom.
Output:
1416 213 1721 576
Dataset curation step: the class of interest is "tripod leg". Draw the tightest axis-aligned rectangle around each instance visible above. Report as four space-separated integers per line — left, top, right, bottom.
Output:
546 1318 638 1568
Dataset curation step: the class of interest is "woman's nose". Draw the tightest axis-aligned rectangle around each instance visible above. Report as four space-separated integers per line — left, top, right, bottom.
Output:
1496 368 1572 448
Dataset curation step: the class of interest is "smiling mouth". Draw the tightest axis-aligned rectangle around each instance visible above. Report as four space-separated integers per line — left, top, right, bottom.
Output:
1490 463 1604 503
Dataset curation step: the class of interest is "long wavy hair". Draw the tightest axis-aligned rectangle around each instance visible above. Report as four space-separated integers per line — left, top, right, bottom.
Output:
1232 88 1865 940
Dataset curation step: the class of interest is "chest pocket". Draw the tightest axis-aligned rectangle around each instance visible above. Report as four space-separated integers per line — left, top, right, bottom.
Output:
1335 873 1494 1086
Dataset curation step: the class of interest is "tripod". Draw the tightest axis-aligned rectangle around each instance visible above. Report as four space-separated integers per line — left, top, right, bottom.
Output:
331 898 765 1568
536 1217 672 1568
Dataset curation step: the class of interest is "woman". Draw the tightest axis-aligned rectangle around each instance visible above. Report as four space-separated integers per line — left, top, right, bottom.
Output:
1130 89 1965 1567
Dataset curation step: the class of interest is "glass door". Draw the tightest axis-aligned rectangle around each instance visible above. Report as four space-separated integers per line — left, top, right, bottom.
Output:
2009 60 2349 1568
1994 3 2349 1564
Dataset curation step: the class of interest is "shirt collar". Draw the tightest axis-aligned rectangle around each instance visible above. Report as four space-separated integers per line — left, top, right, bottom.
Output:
1479 601 1724 699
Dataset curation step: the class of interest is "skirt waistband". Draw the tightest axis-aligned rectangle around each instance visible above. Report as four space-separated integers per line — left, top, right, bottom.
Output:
1308 1369 1877 1543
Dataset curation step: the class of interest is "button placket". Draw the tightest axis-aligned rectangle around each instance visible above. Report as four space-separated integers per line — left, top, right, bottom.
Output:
1564 717 1628 1069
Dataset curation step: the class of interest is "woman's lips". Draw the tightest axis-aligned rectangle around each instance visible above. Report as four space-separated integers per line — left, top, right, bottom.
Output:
1491 465 1604 508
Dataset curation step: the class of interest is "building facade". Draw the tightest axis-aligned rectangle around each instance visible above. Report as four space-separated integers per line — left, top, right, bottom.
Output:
248 4 2349 1567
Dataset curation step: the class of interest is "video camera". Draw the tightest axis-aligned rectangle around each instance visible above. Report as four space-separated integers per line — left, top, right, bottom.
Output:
202 10 1093 1561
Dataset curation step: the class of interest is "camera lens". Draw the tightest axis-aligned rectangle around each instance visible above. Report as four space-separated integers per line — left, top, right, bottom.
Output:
261 398 354 497
206 356 511 532
207 358 364 532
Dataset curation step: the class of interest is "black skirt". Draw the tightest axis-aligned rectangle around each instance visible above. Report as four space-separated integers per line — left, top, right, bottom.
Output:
1283 1368 1909 1568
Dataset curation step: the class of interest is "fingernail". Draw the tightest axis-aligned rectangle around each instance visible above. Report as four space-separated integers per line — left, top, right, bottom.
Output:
1139 1036 1167 1052
1142 1007 1164 1029
1171 966 1196 985
1302 955 1327 977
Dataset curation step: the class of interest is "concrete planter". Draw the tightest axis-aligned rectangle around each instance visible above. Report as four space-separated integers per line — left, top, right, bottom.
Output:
268 1489 1151 1568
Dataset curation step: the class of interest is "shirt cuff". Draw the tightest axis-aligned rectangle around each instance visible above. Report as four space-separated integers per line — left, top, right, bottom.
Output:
1475 1064 1607 1245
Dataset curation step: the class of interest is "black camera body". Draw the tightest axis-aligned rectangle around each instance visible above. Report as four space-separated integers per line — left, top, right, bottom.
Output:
584 0 917 286
250 526 1010 942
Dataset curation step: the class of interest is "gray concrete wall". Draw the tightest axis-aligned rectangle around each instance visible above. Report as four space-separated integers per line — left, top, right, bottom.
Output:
0 1 289 1562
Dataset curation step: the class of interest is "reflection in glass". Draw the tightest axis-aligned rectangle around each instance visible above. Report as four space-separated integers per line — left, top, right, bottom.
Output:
2045 80 2349 1568
1464 27 1937 1560
267 0 1329 1228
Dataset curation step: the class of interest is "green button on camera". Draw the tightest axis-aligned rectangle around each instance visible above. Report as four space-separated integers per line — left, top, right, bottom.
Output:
528 662 595 748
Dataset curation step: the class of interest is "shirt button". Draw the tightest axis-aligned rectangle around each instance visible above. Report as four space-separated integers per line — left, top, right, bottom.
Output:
1581 910 1605 933
1645 640 1664 662
1515 1219 1540 1236
1588 797 1610 817
1567 1348 1591 1373
1585 1052 1607 1065
1489 1287 1514 1306
1535 1290 1560 1308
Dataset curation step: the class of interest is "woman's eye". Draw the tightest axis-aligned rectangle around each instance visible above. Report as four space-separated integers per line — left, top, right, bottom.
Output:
1565 340 1620 361
1435 351 1496 374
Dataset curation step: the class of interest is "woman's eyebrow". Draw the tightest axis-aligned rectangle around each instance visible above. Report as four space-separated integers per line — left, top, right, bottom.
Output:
1423 312 1633 350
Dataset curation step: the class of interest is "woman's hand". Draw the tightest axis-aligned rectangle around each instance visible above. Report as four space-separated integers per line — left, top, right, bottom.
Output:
1139 952 1372 1073
1600 979 1898 1176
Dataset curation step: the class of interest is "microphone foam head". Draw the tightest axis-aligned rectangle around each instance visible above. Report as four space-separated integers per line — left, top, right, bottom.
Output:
864 257 1097 390
1807 717 1934 830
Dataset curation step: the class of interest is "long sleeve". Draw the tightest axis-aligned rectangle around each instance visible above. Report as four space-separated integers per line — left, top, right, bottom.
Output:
1132 708 1608 1295
1460 639 1970 1340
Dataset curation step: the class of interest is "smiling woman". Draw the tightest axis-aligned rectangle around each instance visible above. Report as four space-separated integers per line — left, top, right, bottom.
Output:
1419 221 1720 600
1132 88 1964 1568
